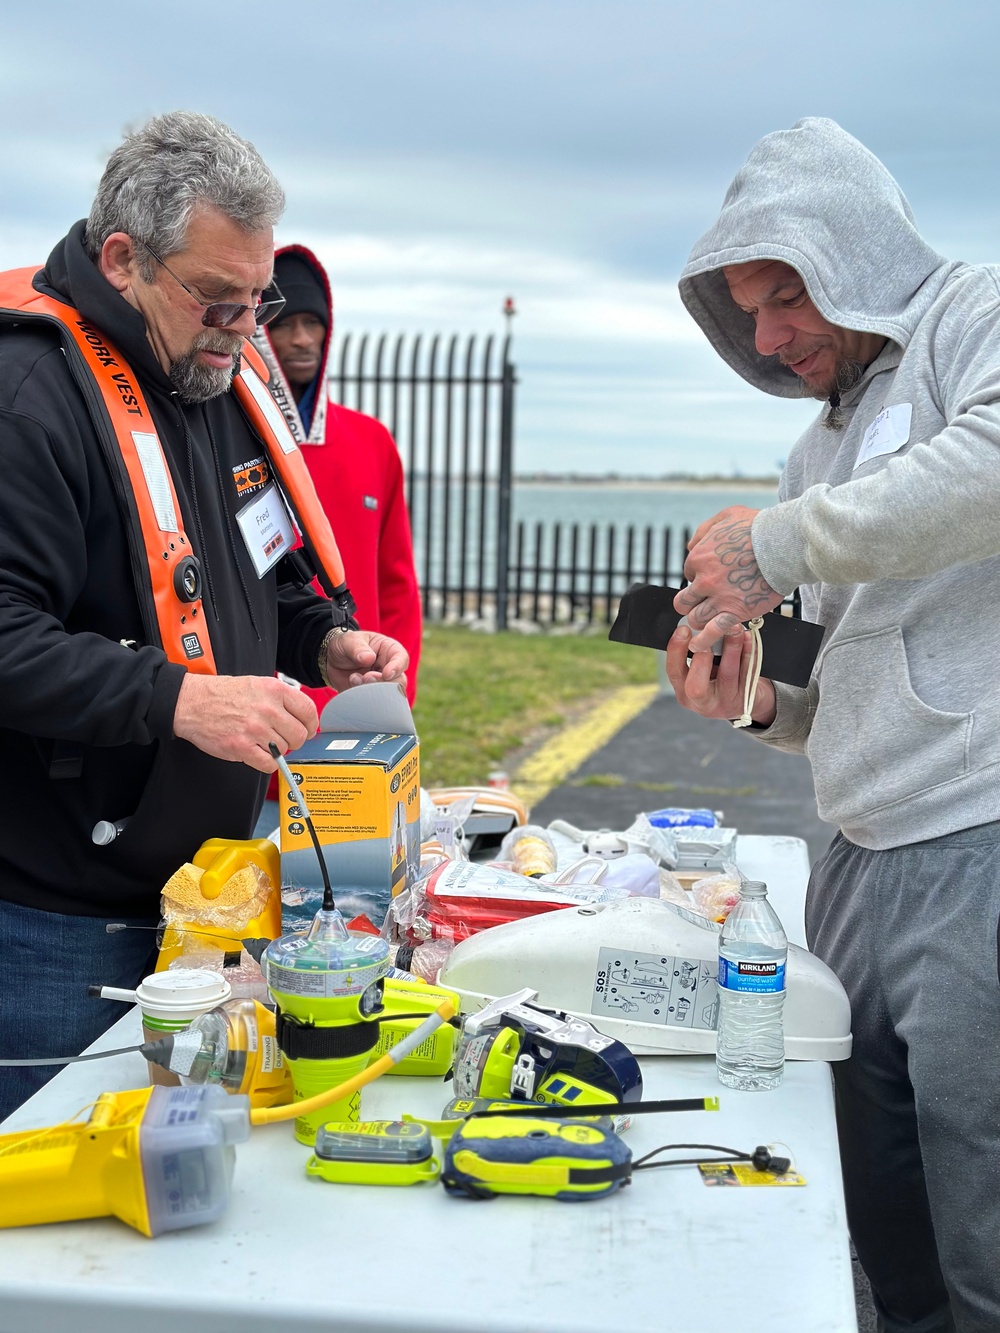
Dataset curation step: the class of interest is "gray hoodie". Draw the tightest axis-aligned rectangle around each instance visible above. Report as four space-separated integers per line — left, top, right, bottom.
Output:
680 117 1000 850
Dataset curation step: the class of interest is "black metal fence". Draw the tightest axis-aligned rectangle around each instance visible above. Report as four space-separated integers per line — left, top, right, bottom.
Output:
507 521 800 625
509 521 687 626
329 335 796 628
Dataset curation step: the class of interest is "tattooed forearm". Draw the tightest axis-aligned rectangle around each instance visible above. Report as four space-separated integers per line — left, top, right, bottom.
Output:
711 518 777 610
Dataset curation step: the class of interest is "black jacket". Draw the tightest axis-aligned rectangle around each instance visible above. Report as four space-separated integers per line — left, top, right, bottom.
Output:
0 223 332 915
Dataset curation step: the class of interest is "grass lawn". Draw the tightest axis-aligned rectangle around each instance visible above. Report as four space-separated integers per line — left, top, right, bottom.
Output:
411 625 658 787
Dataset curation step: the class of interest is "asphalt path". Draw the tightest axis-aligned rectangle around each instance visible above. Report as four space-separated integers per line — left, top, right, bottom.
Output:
531 692 836 866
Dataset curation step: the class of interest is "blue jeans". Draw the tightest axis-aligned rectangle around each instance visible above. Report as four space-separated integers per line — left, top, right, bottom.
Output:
0 899 160 1122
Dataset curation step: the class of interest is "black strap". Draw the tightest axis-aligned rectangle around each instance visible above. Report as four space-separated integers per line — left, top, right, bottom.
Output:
275 1011 379 1061
567 1162 632 1186
280 548 318 590
465 1096 709 1120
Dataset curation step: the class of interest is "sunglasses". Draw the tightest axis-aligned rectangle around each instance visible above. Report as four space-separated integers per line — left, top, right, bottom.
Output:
141 241 286 329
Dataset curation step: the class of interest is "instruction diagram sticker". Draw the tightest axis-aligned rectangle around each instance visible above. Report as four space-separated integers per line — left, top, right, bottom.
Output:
592 948 718 1030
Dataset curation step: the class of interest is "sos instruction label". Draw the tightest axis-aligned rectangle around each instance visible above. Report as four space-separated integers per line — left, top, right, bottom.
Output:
592 948 718 1030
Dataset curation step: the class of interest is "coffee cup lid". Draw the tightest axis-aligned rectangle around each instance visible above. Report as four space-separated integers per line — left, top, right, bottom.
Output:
135 968 232 1013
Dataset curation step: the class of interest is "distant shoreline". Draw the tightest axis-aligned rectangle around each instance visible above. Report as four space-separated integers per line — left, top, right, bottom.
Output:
514 476 779 491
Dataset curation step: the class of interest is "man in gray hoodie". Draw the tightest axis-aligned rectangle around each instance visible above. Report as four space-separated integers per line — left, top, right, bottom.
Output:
667 118 1000 1333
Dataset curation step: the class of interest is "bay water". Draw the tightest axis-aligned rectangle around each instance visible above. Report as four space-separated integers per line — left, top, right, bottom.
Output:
408 479 779 591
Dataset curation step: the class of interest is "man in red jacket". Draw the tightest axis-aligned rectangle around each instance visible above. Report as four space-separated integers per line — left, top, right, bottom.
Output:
253 245 421 721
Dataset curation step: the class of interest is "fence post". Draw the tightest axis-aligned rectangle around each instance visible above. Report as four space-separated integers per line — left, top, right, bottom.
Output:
495 338 516 631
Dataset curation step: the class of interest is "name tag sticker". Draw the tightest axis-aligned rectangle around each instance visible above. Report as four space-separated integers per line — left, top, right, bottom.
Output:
854 403 912 469
236 483 296 579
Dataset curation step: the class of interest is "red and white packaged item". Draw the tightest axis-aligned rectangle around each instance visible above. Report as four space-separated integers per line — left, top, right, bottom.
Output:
421 860 626 942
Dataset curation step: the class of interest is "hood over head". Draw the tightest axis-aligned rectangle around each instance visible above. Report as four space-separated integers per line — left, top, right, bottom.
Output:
679 117 952 398
39 220 175 394
252 243 334 443
273 250 328 327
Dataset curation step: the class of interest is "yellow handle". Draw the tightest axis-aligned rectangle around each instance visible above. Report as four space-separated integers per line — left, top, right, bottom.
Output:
452 1149 569 1187
250 999 456 1127
193 839 280 901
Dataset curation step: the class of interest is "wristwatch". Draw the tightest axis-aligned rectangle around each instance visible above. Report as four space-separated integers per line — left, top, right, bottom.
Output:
318 625 352 688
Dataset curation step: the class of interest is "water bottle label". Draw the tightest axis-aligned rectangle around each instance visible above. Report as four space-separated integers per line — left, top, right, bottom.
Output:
718 958 785 994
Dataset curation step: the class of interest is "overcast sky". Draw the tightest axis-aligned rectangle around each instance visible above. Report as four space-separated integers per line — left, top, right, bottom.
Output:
3 0 999 475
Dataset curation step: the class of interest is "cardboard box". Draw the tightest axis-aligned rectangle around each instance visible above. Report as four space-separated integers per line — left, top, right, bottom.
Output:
277 683 420 912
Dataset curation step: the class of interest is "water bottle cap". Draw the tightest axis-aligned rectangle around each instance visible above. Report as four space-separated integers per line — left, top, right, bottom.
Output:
739 880 768 897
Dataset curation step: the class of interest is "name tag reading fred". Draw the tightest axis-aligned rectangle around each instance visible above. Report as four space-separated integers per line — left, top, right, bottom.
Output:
236 482 296 578
854 403 912 469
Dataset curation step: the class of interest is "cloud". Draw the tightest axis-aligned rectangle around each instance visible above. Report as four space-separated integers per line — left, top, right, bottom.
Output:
283 226 698 343
2 0 999 472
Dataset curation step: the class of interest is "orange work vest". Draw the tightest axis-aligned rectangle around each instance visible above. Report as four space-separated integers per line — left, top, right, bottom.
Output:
0 268 356 674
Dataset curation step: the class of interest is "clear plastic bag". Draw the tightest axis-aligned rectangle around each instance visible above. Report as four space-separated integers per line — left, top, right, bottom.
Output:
408 938 455 983
692 866 744 923
499 825 557 878
161 860 271 932
600 851 661 897
657 869 692 908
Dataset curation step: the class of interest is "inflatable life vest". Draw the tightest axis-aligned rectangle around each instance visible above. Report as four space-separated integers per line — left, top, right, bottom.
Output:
0 269 357 674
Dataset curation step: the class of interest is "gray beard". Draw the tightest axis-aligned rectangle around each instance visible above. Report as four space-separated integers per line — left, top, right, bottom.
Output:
820 359 865 431
169 332 243 404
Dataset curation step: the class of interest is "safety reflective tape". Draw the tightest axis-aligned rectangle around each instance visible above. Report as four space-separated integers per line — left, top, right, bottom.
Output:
238 365 299 456
131 432 178 533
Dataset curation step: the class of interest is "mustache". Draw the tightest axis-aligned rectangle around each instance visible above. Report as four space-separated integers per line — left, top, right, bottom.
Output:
777 340 829 367
191 329 244 357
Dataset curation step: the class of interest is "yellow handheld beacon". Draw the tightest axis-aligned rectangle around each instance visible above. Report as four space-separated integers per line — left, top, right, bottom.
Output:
0 1085 249 1236
441 1116 632 1200
306 1120 440 1186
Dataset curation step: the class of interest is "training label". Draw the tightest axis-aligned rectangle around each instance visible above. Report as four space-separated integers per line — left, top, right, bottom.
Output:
592 947 718 1030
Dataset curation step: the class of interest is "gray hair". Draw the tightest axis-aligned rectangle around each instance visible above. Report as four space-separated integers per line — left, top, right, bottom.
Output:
84 111 285 278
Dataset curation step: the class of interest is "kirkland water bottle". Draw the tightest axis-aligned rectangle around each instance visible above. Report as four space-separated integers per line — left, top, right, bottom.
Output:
716 880 787 1091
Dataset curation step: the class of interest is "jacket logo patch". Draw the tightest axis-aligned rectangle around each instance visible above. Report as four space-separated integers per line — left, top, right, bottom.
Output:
181 632 204 660
232 456 270 496
363 495 378 510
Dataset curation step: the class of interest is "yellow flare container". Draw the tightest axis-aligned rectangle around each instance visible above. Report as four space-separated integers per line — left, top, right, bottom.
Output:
156 837 282 971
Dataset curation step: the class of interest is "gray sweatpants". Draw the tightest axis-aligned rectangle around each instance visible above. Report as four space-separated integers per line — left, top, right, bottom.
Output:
806 823 1000 1333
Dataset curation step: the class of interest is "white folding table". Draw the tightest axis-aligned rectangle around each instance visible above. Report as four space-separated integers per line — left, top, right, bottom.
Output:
0 835 858 1333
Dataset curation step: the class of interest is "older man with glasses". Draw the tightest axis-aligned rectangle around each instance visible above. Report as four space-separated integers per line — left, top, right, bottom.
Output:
0 111 407 1120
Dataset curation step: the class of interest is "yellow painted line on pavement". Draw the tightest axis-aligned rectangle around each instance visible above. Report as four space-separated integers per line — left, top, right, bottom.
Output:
512 683 659 810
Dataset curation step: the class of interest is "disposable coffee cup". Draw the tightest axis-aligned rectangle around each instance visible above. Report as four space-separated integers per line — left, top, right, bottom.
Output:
136 969 232 1086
